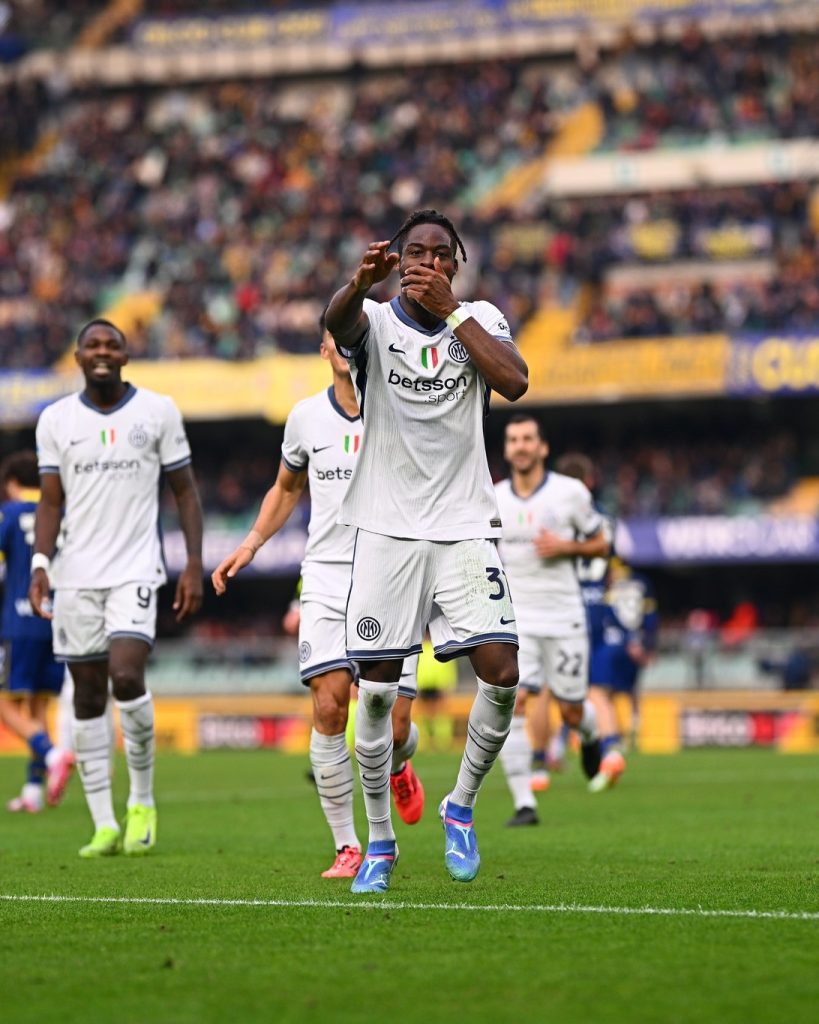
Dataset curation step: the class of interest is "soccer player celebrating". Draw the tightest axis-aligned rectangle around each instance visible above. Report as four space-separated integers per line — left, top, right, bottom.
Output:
496 417 609 826
326 209 528 893
29 320 203 857
212 323 424 879
0 451 74 812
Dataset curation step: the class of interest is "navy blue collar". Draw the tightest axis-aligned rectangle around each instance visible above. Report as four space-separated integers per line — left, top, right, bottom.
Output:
510 469 549 501
389 297 446 337
80 382 136 415
327 385 360 423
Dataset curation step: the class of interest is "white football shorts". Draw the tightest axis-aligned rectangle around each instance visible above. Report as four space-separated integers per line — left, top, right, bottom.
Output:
299 596 417 698
346 530 518 663
518 632 589 702
52 583 159 661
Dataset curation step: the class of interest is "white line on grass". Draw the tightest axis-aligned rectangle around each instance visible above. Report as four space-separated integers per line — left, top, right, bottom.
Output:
2 894 817 922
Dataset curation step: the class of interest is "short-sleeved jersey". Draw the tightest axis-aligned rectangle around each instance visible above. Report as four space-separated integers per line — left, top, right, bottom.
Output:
280 386 361 603
577 514 615 645
0 497 52 641
338 297 514 541
36 385 191 590
495 471 603 636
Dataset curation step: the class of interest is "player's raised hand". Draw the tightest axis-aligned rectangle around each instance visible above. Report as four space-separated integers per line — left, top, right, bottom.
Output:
28 569 53 620
173 562 203 621
352 241 400 293
401 256 457 319
211 546 255 596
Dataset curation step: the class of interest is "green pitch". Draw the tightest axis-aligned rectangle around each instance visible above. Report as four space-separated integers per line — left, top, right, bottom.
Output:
1 749 817 1024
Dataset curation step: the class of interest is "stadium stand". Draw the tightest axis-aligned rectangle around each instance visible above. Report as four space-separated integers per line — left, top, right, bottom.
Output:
1 25 818 365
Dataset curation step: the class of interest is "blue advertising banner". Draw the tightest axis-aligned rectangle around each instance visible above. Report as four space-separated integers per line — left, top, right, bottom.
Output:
617 516 819 565
0 372 77 427
132 1 796 51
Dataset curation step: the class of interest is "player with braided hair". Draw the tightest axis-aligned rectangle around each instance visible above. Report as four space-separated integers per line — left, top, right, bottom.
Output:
326 208 528 893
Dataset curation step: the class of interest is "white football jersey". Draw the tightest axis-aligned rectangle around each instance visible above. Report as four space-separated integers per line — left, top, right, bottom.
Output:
281 386 361 603
495 471 603 636
338 297 514 541
36 385 192 590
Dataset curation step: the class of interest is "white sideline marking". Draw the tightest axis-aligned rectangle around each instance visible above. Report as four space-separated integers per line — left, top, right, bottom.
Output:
1 894 817 922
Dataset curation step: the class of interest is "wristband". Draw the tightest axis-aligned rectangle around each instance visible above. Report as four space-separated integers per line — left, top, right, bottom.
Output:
239 530 265 555
445 306 470 330
31 553 50 574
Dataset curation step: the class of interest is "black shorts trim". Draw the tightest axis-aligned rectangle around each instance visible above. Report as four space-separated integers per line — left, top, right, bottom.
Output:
433 631 519 663
109 631 154 648
347 644 423 662
300 659 356 684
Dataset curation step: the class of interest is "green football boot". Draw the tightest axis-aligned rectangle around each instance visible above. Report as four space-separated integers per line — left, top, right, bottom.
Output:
79 826 121 859
123 804 157 856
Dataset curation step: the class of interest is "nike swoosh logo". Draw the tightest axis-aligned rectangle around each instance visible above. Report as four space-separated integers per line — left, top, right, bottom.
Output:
69 439 84 446
500 616 515 625
312 445 332 453
139 830 152 846
388 343 406 354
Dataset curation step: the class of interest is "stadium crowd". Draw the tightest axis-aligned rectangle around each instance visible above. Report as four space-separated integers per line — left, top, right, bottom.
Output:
173 428 799 529
2 26 819 366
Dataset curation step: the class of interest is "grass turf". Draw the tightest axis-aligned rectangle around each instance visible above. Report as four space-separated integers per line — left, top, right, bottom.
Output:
0 749 817 1024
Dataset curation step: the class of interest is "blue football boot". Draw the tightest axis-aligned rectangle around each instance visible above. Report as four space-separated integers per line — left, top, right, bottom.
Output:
441 796 480 882
350 839 399 894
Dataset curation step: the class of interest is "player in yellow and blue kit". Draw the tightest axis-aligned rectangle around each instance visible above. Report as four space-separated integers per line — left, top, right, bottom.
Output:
0 452 74 812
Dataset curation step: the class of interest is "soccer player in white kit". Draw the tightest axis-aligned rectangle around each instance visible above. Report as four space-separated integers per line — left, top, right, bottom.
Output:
212 324 424 879
496 414 610 825
326 209 529 893
29 320 203 857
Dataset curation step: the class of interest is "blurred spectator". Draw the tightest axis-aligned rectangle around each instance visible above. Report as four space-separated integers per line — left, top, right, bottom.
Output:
3 28 819 364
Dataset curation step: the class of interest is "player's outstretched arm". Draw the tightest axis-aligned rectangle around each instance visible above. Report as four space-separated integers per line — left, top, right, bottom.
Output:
533 527 610 560
326 240 399 350
402 257 528 401
29 473 64 620
211 464 307 595
166 465 204 621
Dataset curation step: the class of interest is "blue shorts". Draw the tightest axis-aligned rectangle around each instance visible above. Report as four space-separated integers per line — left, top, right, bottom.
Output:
590 643 640 693
1 639 64 696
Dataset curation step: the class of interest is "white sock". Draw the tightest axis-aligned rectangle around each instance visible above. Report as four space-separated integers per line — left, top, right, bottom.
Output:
577 699 599 744
451 678 517 808
73 715 118 831
499 715 536 810
355 678 398 843
57 669 74 753
116 692 155 809
310 729 359 851
391 721 419 774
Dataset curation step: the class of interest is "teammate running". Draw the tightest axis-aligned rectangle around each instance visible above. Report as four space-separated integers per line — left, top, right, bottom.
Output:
496 416 609 826
0 451 73 812
212 322 424 879
326 208 528 892
29 319 203 857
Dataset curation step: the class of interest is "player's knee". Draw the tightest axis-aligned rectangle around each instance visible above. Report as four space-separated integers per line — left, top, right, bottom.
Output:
313 690 348 734
482 661 519 690
560 702 582 728
74 688 108 720
109 666 146 703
